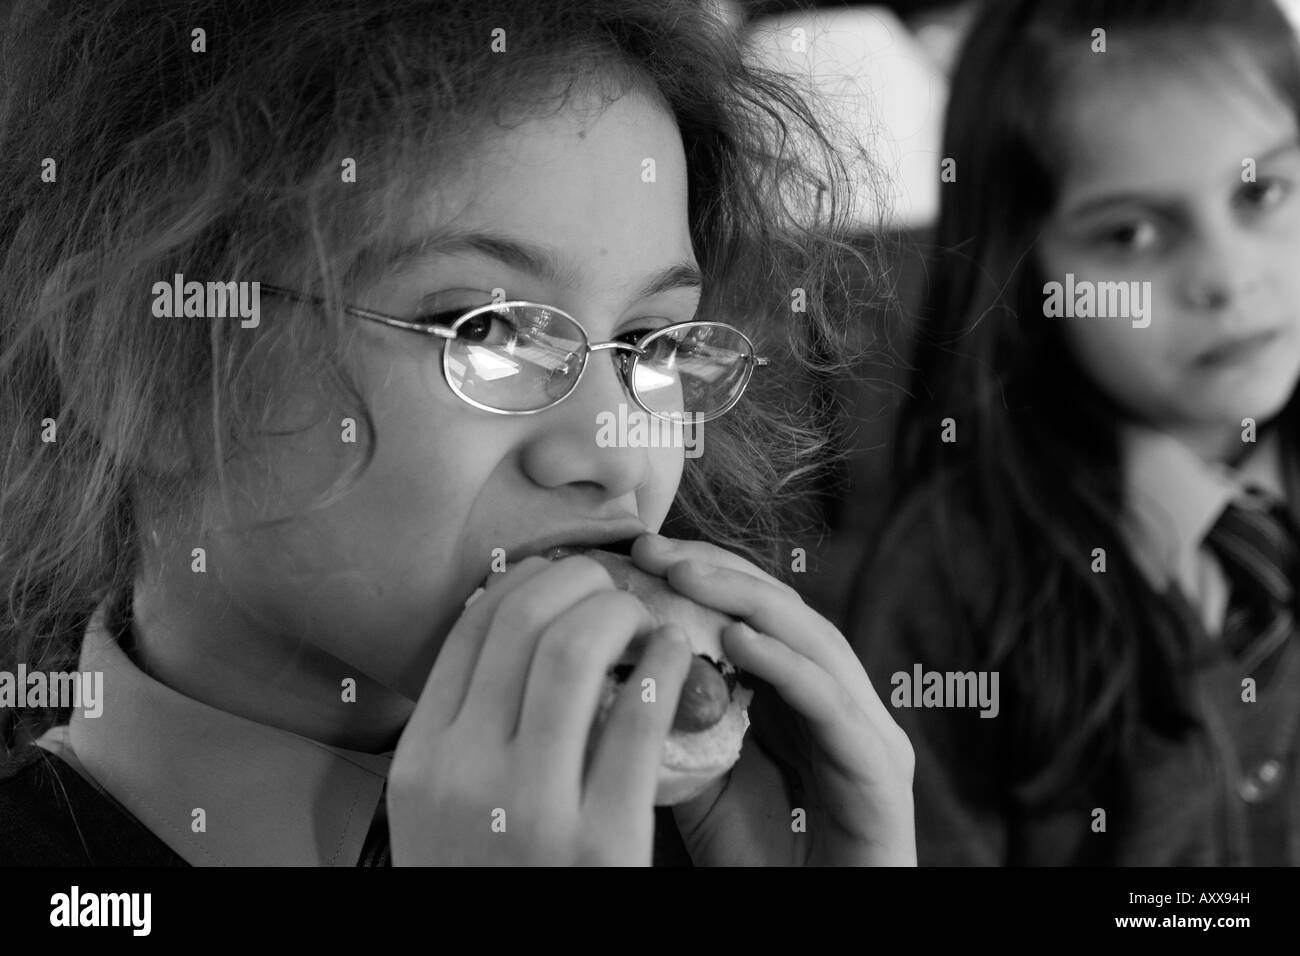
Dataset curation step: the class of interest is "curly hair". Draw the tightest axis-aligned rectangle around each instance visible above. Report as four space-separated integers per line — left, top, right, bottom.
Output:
0 0 878 754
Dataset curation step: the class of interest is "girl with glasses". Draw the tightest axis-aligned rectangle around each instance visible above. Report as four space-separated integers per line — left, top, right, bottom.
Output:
0 0 914 865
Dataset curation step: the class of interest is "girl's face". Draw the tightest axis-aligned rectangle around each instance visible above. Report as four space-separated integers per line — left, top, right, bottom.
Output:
1038 55 1300 459
141 89 698 730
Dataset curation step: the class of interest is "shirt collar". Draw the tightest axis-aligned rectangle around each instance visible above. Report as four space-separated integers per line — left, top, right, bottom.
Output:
1121 424 1286 594
41 602 391 866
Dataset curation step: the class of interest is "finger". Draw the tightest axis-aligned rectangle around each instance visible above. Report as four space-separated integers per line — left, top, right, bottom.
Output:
583 624 693 823
514 589 659 785
406 556 552 736
723 636 916 863
630 534 800 596
662 559 891 725
457 555 619 739
670 735 793 866
480 555 533 593
722 621 900 758
662 559 868 686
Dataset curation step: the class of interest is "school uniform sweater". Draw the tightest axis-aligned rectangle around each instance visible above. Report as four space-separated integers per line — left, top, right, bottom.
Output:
0 747 186 866
0 600 693 866
850 428 1300 865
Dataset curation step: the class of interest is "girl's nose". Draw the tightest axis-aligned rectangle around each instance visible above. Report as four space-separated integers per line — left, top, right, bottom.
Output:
518 349 652 498
1178 228 1263 312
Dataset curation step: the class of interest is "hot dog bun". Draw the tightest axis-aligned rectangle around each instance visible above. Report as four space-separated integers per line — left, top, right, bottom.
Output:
462 547 755 805
574 548 753 806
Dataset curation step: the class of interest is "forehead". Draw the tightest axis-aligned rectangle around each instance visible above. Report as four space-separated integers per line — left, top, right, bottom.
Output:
1049 47 1297 200
393 89 695 287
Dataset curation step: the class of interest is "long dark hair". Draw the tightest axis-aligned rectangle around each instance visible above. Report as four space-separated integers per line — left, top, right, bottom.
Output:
0 0 875 757
879 0 1300 801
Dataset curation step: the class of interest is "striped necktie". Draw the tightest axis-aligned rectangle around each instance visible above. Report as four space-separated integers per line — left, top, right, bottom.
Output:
357 791 391 867
1202 492 1300 863
1204 494 1297 673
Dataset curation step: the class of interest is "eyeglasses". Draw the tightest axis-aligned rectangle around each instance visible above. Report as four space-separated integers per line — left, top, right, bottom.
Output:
261 286 769 423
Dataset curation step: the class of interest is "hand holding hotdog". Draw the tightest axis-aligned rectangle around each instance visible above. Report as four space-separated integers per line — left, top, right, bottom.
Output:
631 534 917 866
388 536 916 866
388 555 692 865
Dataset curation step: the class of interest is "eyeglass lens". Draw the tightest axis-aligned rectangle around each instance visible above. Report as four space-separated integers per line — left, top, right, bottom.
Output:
631 325 753 418
443 306 753 418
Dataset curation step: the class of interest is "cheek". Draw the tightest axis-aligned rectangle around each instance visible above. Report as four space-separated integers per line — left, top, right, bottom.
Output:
212 346 498 686
638 443 686 531
332 344 503 621
1268 239 1300 324
1060 316 1179 412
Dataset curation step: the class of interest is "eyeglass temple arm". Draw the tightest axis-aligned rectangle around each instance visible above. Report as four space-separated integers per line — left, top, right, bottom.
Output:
260 284 457 339
263 286 771 362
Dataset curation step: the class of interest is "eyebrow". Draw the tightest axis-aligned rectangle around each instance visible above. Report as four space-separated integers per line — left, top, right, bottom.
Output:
360 229 702 302
1062 137 1300 220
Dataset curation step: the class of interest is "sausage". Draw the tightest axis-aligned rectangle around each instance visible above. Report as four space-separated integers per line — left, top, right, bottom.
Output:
609 654 732 733
671 656 731 733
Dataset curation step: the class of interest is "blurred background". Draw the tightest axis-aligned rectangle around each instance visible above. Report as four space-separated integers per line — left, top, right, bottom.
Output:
724 0 975 621
723 0 1300 623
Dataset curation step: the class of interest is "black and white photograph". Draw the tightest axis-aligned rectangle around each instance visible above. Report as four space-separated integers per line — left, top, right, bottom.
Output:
1 0 1298 939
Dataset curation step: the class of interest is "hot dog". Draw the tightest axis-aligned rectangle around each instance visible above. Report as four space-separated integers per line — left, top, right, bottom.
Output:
465 546 753 805
566 547 753 805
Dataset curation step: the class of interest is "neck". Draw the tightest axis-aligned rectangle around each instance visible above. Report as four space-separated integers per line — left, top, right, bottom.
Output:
1161 421 1256 467
128 565 411 754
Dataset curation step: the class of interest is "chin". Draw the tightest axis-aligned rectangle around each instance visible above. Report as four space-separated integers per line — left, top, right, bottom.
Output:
1178 369 1298 431
1225 382 1298 426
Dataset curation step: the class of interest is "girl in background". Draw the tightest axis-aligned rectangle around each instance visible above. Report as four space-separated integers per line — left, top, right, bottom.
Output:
0 0 914 866
852 0 1300 864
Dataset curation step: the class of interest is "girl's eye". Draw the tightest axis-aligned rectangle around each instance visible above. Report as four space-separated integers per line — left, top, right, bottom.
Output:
614 324 668 347
1096 219 1162 253
406 305 518 347
451 310 517 345
622 311 701 341
409 308 470 329
407 289 498 331
1236 177 1290 212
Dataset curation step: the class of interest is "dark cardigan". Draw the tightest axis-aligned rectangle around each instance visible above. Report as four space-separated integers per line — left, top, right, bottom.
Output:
0 747 185 866
848 472 1300 865
0 744 694 866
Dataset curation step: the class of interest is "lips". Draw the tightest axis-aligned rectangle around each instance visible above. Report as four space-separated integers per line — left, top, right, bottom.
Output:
462 536 642 609
503 527 644 566
541 539 637 561
1194 328 1281 368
